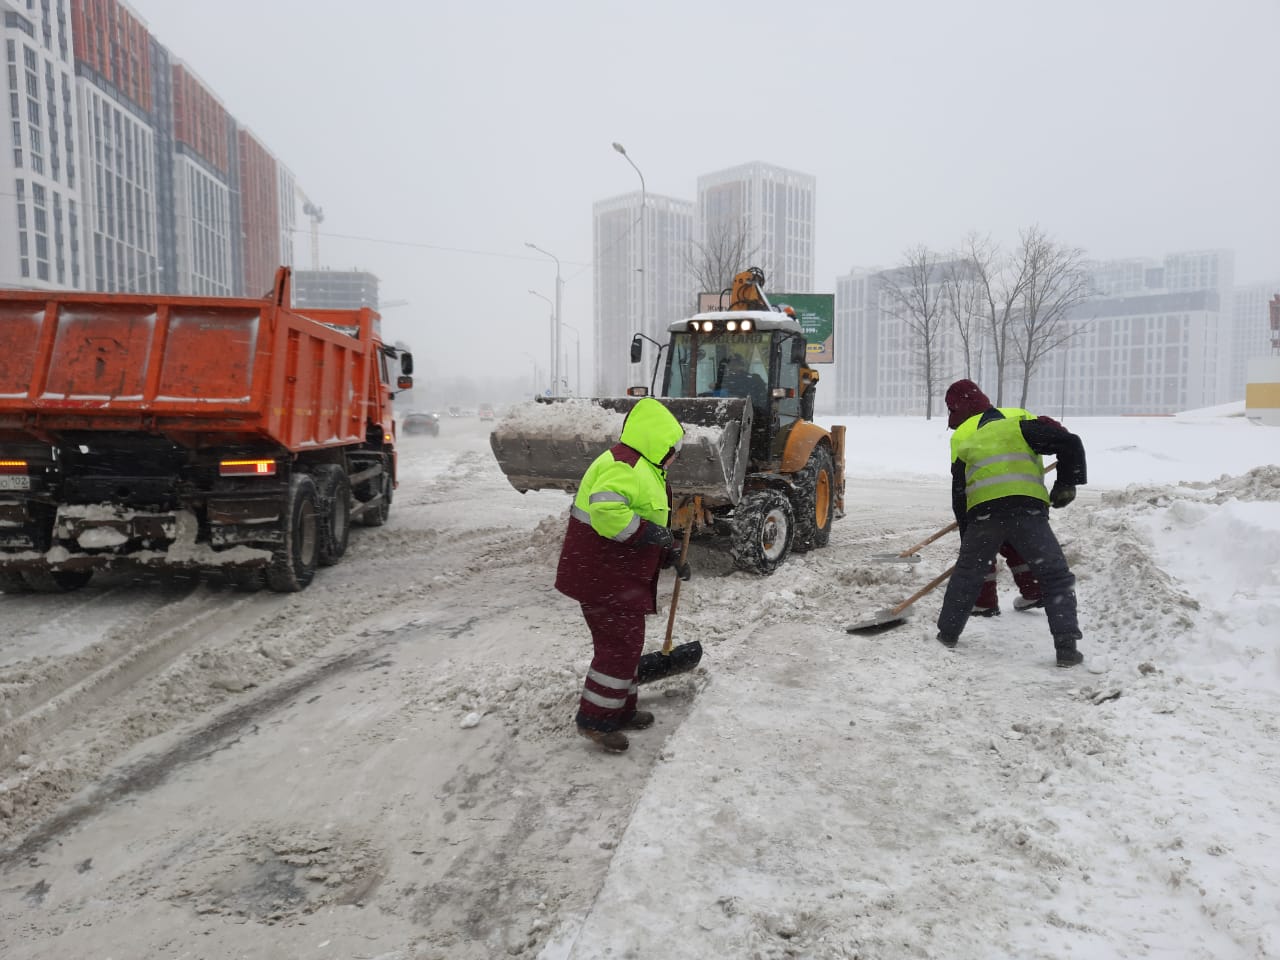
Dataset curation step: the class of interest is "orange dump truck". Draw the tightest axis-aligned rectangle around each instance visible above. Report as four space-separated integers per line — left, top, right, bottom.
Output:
0 267 412 593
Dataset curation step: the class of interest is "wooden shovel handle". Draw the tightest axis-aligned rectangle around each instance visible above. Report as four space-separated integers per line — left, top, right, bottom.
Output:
661 509 695 654
889 564 956 616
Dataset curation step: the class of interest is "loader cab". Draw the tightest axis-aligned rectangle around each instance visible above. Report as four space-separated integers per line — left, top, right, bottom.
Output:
661 311 808 462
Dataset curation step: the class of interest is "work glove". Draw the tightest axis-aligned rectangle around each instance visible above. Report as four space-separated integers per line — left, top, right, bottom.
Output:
1049 482 1076 509
672 558 692 582
637 521 674 551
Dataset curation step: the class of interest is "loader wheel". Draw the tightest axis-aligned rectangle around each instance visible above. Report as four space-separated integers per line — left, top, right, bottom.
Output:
731 489 794 576
22 568 93 592
792 444 836 553
314 465 352 566
266 474 319 592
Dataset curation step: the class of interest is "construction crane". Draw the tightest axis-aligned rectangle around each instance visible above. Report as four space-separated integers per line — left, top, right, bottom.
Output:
296 186 324 269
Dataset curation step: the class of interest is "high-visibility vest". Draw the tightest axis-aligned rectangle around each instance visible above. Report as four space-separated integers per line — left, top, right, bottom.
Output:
950 407 1033 463
954 413 1048 510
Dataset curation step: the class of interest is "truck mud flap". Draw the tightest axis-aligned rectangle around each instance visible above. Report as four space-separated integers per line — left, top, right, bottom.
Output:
489 396 753 506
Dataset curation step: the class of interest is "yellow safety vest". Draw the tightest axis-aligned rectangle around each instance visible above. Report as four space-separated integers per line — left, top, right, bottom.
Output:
954 413 1048 510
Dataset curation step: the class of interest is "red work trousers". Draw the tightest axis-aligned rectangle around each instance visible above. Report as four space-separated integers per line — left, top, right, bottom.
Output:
975 542 1043 610
575 604 645 733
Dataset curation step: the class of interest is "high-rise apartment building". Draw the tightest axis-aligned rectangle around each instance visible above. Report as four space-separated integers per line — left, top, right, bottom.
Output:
1 0 296 297
292 268 379 311
697 162 815 295
2 0 84 289
1231 282 1280 397
592 191 693 396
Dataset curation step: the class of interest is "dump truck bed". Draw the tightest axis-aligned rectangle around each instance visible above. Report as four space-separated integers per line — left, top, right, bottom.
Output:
490 396 754 506
0 286 382 451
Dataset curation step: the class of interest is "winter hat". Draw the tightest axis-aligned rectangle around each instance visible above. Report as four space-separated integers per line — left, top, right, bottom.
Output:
944 379 992 429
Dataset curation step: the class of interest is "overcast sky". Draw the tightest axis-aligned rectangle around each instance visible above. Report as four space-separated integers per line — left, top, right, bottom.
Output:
134 0 1280 386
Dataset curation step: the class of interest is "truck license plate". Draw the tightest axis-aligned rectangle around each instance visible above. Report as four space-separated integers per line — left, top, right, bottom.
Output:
0 476 31 490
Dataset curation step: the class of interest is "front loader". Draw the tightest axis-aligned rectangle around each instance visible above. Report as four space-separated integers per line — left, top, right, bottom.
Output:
490 268 845 575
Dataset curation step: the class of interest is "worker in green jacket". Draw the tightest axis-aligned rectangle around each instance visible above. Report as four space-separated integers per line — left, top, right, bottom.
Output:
555 397 689 752
936 379 1088 667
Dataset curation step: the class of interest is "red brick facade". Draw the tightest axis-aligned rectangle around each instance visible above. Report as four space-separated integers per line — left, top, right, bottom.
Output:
71 0 152 112
238 130 280 297
171 64 229 175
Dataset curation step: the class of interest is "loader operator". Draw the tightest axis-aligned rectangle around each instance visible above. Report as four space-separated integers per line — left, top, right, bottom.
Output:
555 397 692 753
718 354 769 414
936 379 1089 667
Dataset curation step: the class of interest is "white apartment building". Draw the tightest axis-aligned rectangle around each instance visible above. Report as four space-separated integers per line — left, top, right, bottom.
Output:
76 81 160 292
592 191 693 396
834 250 1241 417
1 0 83 289
697 162 815 295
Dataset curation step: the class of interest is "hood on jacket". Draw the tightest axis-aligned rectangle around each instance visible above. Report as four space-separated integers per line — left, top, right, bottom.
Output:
945 379 993 430
619 397 685 466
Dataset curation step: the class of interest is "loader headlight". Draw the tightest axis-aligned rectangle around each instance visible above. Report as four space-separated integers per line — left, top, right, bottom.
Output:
726 320 738 331
701 320 714 332
740 319 753 331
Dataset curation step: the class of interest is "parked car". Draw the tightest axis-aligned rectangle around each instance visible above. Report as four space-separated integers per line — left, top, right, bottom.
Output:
403 411 440 436
478 403 495 421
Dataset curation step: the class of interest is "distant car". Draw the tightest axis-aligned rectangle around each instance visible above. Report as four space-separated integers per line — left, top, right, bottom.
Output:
402 412 440 436
447 406 462 418
478 403 495 421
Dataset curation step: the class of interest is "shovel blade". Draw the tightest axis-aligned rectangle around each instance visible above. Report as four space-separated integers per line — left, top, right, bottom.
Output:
637 641 703 684
845 609 910 634
870 552 922 564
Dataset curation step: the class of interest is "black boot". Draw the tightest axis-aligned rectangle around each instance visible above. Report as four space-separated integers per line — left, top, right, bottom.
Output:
1054 634 1084 668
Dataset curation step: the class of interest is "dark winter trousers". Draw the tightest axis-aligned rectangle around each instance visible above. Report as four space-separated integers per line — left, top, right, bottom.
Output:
937 501 1081 643
975 543 1043 610
575 604 644 733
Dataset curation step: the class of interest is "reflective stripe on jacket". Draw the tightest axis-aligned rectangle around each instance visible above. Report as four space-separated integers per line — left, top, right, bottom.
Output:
955 414 1049 510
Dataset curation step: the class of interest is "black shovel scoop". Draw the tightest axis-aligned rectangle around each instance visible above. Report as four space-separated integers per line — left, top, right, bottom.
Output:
637 514 702 684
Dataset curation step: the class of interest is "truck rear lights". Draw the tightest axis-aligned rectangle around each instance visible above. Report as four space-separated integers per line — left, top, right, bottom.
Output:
219 459 277 477
0 460 28 474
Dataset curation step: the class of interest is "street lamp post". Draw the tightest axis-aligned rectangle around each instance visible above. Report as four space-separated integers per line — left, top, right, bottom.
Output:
528 289 555 396
525 242 562 396
561 321 582 396
612 142 647 359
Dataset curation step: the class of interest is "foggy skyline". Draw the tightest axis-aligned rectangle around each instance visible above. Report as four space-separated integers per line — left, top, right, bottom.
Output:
131 0 1280 385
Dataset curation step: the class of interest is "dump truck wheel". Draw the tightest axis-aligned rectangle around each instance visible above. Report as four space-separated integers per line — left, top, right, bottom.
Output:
360 468 392 527
314 465 352 566
21 568 93 592
0 569 31 593
266 474 319 592
792 445 836 553
731 489 794 575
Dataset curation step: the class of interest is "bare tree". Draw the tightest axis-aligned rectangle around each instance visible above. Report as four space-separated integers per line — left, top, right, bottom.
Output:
1010 226 1094 408
941 236 987 379
963 233 1032 406
879 244 948 419
687 219 765 309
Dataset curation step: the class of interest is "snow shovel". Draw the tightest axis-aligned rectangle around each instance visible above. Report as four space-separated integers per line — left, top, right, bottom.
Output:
845 563 956 634
870 520 958 563
637 514 702 684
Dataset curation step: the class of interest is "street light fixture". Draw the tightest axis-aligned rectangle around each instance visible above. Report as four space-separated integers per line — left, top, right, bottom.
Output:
528 288 555 396
612 141 647 356
525 242 562 397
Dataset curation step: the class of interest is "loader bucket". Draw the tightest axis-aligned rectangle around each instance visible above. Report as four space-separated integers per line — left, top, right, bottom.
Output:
489 397 753 506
